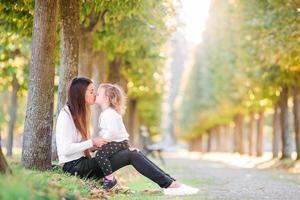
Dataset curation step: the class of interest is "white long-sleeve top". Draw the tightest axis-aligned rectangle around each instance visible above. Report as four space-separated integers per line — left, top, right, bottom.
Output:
55 105 93 164
98 107 129 142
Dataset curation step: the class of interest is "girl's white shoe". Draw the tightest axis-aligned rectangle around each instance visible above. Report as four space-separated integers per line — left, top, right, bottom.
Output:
164 184 199 196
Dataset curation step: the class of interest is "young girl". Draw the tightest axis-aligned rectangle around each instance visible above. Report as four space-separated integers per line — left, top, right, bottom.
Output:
94 83 131 190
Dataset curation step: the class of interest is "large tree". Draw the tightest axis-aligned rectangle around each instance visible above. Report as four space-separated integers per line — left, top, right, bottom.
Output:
22 0 58 170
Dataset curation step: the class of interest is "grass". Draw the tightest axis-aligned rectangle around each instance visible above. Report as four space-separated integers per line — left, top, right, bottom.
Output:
0 163 98 200
0 155 213 200
271 170 300 185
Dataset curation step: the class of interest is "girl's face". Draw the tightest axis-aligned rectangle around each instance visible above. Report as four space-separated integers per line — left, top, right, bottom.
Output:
85 83 96 105
95 87 109 108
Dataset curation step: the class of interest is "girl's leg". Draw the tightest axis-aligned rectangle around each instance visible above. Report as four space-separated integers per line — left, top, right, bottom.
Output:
94 142 125 177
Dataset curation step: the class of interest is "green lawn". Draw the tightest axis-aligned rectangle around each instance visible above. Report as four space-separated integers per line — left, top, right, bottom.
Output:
0 156 212 200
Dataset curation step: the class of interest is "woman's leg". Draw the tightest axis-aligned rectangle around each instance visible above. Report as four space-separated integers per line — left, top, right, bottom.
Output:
137 151 176 181
109 149 174 188
63 149 175 188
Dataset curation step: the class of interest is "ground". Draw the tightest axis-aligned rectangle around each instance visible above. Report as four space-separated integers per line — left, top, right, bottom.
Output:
1 151 300 199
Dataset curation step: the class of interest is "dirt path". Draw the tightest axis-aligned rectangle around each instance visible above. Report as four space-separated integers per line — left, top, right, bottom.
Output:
160 153 300 200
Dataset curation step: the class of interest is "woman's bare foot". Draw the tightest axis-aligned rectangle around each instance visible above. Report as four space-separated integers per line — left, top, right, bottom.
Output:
168 181 182 188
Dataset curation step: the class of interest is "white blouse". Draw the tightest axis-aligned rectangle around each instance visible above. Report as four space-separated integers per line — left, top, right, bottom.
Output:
98 107 129 142
55 105 93 164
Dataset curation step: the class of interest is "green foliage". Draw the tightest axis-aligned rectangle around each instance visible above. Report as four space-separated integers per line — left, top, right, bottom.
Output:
0 0 34 37
0 0 175 137
178 0 300 139
91 0 175 130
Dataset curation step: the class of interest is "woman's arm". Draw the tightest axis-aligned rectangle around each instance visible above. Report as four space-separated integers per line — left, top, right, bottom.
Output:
56 111 93 156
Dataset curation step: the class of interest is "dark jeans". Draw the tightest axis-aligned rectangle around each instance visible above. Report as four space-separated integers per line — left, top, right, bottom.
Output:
63 149 175 188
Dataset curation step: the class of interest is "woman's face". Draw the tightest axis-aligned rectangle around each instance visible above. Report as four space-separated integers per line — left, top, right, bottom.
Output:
85 83 96 105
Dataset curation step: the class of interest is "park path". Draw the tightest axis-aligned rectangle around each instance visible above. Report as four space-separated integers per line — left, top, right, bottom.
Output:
160 152 300 200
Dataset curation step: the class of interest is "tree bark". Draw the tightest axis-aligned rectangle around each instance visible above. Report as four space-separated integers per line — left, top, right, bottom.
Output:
21 0 58 170
234 113 244 154
128 99 138 145
256 110 265 157
202 134 208 152
280 86 292 159
52 0 80 161
272 102 281 158
207 130 212 152
189 135 203 152
78 31 93 77
6 73 20 156
57 0 80 114
78 6 105 78
248 112 256 156
293 86 300 160
0 127 12 174
107 56 122 84
216 126 221 151
223 125 229 152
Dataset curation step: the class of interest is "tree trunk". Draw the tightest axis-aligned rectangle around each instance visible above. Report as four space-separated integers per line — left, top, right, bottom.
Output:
78 31 93 77
216 126 221 151
210 128 215 151
272 102 281 158
223 125 229 152
248 112 256 156
128 99 138 145
91 51 107 137
57 0 80 114
0 127 12 174
52 0 80 161
22 0 58 170
6 73 20 156
207 130 212 152
234 113 244 154
107 56 122 83
293 86 300 160
189 135 203 152
280 86 292 159
256 110 265 157
202 134 208 153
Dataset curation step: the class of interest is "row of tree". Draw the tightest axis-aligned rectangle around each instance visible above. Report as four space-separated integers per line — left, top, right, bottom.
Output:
0 0 175 171
178 0 300 159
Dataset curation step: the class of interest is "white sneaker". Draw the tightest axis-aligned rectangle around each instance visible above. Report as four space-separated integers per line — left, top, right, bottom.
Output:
164 184 199 196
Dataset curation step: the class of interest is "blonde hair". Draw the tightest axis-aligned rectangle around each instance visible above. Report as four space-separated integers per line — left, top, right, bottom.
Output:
99 83 127 115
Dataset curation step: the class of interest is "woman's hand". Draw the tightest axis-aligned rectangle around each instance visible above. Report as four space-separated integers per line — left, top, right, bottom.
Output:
129 147 140 152
92 137 111 148
89 146 99 152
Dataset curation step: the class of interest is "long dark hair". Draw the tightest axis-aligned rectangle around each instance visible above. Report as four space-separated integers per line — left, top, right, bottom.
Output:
67 77 92 158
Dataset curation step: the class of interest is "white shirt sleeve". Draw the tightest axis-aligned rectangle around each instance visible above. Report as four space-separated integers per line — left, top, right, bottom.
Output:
56 110 93 156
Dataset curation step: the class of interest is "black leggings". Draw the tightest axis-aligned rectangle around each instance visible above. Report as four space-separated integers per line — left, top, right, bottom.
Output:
62 149 175 188
94 140 129 176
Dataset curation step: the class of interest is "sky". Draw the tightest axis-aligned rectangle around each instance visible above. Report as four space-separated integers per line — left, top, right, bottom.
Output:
180 0 211 44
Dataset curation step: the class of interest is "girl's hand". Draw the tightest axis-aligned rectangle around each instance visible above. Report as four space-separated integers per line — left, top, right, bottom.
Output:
92 137 111 147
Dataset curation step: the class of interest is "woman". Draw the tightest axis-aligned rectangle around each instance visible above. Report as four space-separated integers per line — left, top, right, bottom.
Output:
56 77 199 196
